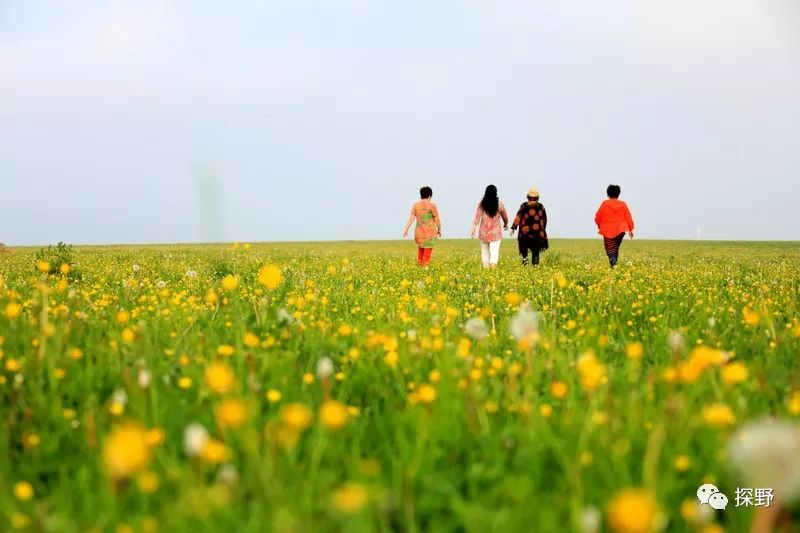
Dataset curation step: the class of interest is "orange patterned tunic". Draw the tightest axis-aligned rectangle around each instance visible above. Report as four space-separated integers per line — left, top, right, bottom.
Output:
411 200 441 248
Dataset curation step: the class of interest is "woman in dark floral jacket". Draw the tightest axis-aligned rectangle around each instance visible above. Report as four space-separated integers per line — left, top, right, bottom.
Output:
510 187 549 266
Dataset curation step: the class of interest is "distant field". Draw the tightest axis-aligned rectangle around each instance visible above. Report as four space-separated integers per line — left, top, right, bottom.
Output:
0 239 798 532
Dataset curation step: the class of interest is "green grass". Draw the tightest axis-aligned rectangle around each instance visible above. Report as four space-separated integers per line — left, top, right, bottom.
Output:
0 239 798 532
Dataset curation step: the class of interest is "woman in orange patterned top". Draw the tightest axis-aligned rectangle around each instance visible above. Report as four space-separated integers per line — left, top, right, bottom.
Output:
403 186 442 266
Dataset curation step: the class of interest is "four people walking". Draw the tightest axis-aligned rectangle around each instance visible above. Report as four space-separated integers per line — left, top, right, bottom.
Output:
404 183 634 268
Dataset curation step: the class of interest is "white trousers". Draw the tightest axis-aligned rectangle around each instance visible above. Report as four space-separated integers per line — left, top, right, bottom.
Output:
480 240 501 267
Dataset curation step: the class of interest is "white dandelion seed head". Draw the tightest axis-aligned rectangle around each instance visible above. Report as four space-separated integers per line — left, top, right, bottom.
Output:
217 464 239 485
112 389 128 405
580 506 600 533
316 356 334 379
156 280 166 289
186 270 198 278
137 369 152 389
406 329 417 341
464 317 488 340
667 330 684 351
727 418 800 502
132 264 141 272
509 303 539 340
184 423 209 457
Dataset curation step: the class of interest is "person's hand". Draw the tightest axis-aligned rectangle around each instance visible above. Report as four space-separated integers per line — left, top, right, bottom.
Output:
402 230 408 238
510 229 515 238
437 231 442 237
470 230 476 239
628 231 634 239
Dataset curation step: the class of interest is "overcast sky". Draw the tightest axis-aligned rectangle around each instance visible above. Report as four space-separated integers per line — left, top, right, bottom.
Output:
2 0 799 245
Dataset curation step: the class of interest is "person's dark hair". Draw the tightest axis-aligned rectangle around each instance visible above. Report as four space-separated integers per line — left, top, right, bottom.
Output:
480 185 499 217
420 186 433 199
607 184 621 198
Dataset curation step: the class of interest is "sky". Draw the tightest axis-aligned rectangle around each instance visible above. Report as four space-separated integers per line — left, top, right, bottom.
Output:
1 0 799 245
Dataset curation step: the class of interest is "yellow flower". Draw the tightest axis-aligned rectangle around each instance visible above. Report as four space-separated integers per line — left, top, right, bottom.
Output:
702 403 736 427
217 344 235 357
550 381 568 399
258 265 283 289
116 310 131 324
11 513 30 529
178 376 192 389
539 404 553 418
504 292 522 307
221 275 239 291
137 471 159 494
302 373 315 384
331 483 368 513
102 422 152 479
200 439 230 464
36 260 51 273
6 358 21 372
742 306 760 326
145 428 165 447
720 362 748 385
607 489 659 533
416 384 437 404
788 391 800 415
384 351 399 367
281 403 313 432
673 455 691 472
204 361 236 394
243 332 259 348
266 389 282 403
626 342 644 360
216 398 248 428
59 263 71 274
4 302 22 319
338 324 352 336
320 400 349 430
121 328 135 343
577 352 605 391
14 481 34 501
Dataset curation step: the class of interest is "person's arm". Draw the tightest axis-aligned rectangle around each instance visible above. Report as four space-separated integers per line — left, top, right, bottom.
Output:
594 204 604 229
433 204 442 237
402 210 415 238
500 203 509 230
541 206 548 230
470 206 481 238
625 205 634 238
510 206 523 237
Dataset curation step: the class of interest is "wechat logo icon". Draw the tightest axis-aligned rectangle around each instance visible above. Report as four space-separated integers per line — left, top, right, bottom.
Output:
697 484 729 510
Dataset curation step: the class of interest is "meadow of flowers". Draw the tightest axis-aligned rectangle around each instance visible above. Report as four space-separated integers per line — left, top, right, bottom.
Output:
0 239 798 532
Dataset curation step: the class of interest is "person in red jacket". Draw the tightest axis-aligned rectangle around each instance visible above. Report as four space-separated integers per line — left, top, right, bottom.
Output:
594 184 634 267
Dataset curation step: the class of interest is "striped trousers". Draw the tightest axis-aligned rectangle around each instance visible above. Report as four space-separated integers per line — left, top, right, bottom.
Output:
603 233 625 267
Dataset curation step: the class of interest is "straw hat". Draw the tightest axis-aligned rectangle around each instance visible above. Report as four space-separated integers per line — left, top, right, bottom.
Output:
527 187 540 198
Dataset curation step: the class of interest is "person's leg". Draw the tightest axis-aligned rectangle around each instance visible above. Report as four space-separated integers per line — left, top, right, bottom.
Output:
480 242 490 268
418 247 425 265
531 246 540 266
489 240 501 268
423 248 433 265
614 233 625 265
603 237 616 267
518 240 529 265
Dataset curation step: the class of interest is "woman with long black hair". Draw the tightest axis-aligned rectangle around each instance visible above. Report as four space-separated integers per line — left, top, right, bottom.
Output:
470 185 508 268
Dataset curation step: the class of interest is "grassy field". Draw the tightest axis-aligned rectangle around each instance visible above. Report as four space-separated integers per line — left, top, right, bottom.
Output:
0 238 798 532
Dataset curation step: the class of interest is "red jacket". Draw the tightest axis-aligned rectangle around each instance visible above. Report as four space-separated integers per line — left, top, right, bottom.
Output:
595 199 634 238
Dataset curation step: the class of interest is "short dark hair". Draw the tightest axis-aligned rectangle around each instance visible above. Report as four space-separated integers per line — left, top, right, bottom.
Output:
420 186 432 199
607 184 621 198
